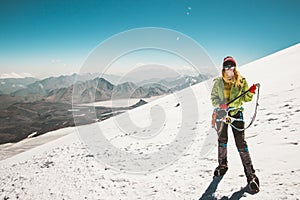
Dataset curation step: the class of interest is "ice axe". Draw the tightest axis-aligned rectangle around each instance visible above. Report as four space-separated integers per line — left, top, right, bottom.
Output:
226 83 260 106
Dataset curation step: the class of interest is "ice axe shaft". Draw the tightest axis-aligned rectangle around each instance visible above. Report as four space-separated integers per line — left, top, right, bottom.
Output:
226 83 260 106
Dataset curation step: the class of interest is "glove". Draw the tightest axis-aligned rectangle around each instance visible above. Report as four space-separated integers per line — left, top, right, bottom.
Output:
249 84 257 93
219 104 228 109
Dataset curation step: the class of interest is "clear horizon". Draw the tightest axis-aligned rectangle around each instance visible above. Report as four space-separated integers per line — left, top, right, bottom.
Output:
1 0 299 78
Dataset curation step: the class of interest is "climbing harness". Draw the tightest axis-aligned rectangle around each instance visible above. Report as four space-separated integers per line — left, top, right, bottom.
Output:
212 83 261 133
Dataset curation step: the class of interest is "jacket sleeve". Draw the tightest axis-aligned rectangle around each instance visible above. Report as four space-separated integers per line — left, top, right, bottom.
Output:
242 79 254 102
211 79 221 107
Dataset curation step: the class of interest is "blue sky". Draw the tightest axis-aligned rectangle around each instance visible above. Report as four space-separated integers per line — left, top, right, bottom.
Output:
0 0 299 78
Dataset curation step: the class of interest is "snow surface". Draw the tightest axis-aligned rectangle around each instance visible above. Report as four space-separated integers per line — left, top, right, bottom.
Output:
81 95 164 108
1 44 300 199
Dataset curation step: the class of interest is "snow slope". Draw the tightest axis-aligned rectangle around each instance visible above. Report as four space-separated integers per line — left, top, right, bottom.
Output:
1 44 300 200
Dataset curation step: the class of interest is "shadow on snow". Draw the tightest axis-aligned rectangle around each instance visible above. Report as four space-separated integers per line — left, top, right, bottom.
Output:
199 176 256 200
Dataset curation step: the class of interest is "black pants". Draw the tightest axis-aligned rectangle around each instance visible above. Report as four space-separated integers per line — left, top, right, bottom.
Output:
216 110 248 151
215 110 256 180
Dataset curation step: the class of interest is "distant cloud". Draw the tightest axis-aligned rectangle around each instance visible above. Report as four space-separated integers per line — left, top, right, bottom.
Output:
51 59 68 68
0 72 35 79
175 65 198 76
135 63 145 67
51 59 61 64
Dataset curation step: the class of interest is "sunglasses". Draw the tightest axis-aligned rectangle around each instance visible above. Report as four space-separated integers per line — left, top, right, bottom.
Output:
223 65 235 70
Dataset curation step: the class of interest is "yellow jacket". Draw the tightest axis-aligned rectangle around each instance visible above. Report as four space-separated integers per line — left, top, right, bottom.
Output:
211 77 254 115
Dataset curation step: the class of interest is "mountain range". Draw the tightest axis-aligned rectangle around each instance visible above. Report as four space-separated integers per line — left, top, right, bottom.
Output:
0 72 209 144
0 73 210 106
0 77 38 95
